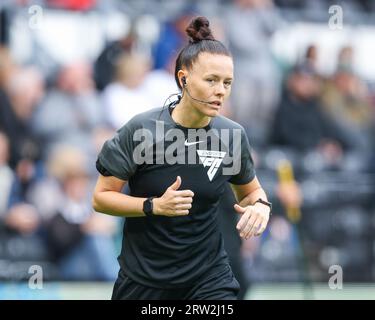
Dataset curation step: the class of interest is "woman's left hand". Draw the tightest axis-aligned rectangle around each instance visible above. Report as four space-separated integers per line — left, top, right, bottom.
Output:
234 203 270 239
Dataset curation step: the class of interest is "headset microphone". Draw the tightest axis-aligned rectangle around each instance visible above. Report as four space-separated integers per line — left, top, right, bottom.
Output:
182 77 212 105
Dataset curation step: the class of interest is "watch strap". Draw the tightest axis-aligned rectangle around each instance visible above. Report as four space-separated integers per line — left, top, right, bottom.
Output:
254 198 272 215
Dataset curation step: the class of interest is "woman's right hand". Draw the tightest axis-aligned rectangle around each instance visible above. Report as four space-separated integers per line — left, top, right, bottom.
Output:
153 176 194 217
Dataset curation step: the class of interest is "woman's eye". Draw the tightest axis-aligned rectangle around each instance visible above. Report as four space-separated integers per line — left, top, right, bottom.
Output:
207 79 215 83
224 82 232 87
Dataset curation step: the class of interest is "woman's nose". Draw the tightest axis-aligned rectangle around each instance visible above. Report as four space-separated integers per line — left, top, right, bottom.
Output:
214 83 226 96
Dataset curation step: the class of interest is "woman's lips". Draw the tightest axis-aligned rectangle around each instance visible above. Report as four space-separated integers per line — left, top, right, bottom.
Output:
209 101 222 107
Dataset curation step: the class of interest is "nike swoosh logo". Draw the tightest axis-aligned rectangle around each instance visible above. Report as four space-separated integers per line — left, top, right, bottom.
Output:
184 139 204 146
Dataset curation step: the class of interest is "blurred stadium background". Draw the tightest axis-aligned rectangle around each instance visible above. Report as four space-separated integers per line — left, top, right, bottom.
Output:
1 0 375 300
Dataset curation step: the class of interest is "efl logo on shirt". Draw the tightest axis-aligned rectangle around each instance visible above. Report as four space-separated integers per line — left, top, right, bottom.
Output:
197 150 226 181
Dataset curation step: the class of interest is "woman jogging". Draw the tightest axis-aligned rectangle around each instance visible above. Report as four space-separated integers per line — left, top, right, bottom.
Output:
92 16 272 300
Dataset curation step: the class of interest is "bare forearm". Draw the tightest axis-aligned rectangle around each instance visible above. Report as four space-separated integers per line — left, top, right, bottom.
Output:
239 187 268 207
93 191 147 217
93 176 194 218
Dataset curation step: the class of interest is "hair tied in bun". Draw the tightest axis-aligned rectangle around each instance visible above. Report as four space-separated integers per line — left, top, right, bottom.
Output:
186 16 215 43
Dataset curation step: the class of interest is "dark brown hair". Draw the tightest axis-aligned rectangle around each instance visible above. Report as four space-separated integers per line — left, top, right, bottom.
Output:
174 16 231 90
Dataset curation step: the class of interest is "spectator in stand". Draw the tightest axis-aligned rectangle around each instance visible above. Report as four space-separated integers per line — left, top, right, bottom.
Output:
320 46 374 151
0 131 47 262
101 52 153 129
94 28 137 91
270 65 355 157
152 7 195 71
32 61 104 155
302 44 319 76
0 66 44 169
44 145 118 281
143 50 179 108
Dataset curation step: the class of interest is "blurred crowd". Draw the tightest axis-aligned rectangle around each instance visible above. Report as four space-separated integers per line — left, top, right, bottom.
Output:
1 0 375 282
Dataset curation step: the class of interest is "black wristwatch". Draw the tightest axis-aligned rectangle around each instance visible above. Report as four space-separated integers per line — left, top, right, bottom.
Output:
143 197 156 217
254 198 272 215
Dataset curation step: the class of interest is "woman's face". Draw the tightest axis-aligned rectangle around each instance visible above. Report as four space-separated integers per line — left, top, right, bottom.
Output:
182 52 233 118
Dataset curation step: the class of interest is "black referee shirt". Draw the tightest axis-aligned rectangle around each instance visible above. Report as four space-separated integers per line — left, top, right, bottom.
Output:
96 104 255 288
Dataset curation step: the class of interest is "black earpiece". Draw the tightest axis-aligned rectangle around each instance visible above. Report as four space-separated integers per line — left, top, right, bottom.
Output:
182 77 187 86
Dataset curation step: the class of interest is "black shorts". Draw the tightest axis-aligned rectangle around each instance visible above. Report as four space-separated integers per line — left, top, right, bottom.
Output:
112 265 240 300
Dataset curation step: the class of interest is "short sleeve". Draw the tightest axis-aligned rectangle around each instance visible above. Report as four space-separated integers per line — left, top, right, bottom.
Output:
228 128 256 185
96 125 137 181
